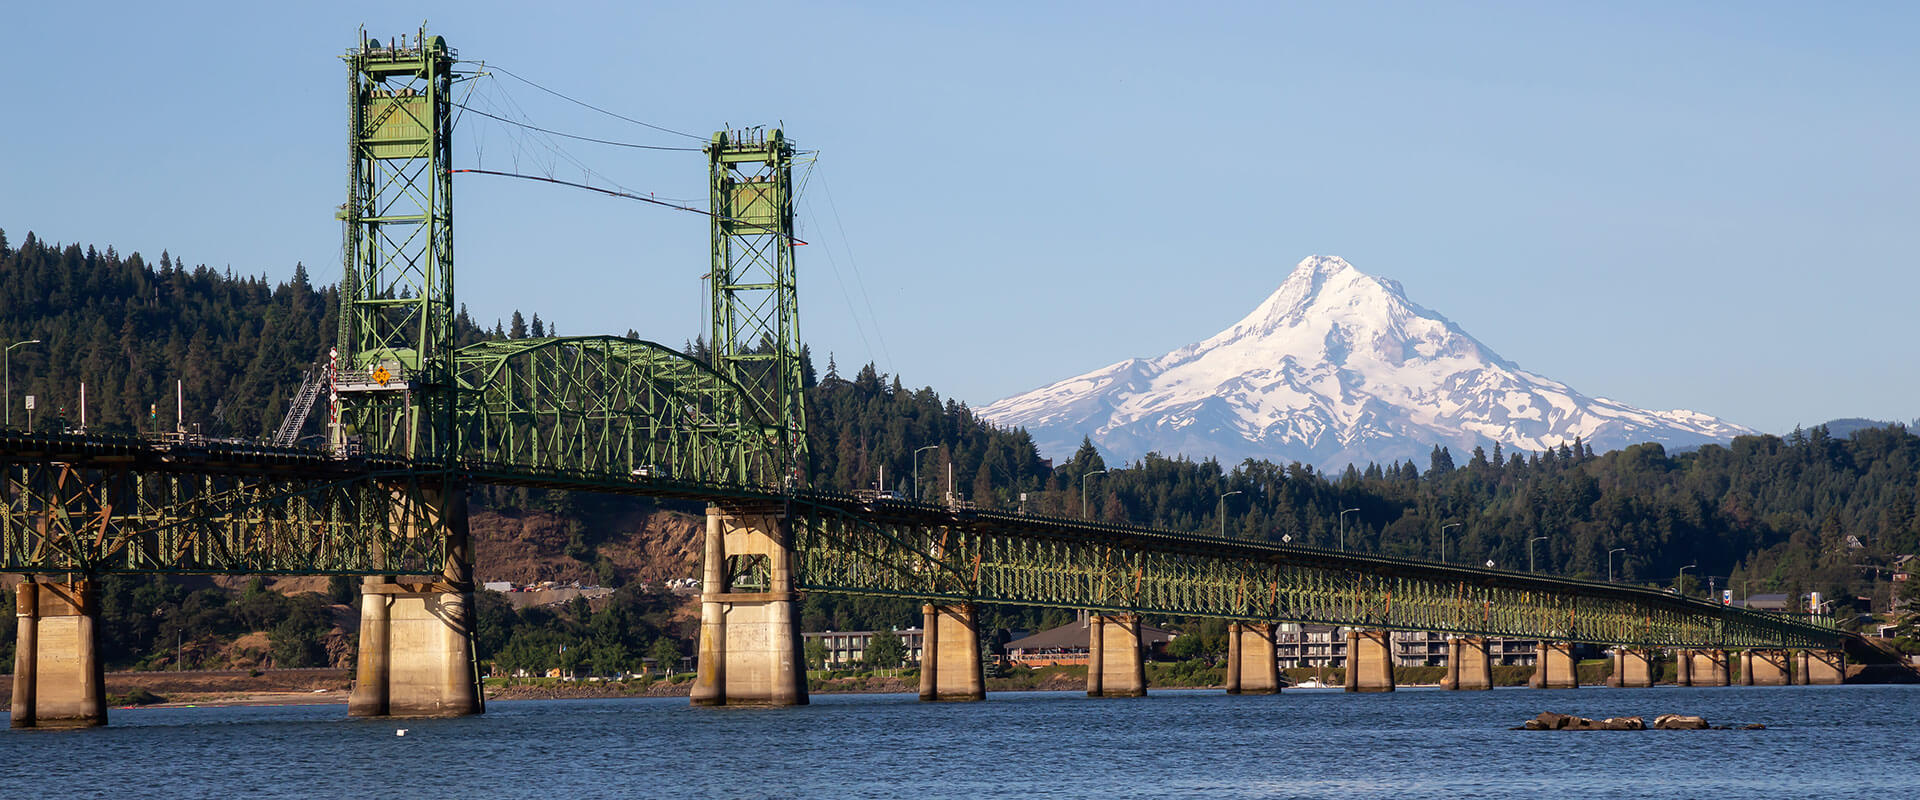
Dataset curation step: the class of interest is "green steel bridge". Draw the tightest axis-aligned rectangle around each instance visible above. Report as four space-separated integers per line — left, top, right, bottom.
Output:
0 426 1842 651
0 27 1842 667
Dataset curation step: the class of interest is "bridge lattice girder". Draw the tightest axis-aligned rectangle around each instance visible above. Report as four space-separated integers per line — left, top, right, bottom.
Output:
0 433 447 574
0 431 1847 650
452 335 782 488
789 496 1844 650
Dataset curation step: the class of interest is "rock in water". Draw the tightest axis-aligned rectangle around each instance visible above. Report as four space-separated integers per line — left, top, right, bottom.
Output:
1653 714 1709 730
1532 712 1575 730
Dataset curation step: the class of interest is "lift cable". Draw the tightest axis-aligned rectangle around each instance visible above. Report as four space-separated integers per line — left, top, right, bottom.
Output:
449 168 808 244
454 103 702 152
465 61 707 142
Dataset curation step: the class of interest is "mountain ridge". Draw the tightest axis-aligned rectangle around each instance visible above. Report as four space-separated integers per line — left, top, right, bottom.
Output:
982 255 1756 470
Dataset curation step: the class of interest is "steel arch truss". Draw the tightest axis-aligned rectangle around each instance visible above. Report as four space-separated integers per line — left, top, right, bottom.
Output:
453 336 784 487
0 458 448 575
791 502 1842 650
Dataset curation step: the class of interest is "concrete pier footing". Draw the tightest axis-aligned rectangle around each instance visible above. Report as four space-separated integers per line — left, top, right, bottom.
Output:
692 506 807 707
1743 649 1791 686
1224 622 1280 695
350 486 482 718
11 581 106 729
920 603 985 701
1086 613 1147 697
1609 648 1654 688
348 580 483 717
1343 629 1395 692
1803 649 1846 685
1441 636 1493 690
1530 641 1578 689
1681 649 1732 686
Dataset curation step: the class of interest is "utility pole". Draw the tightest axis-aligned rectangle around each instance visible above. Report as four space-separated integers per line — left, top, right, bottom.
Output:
1218 490 1243 538
5 339 41 427
1082 469 1108 519
913 445 938 501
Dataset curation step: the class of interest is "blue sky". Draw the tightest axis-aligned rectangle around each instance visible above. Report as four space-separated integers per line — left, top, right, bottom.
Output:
4 2 1914 443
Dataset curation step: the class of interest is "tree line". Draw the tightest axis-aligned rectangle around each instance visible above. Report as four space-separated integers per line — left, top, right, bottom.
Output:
4 228 1913 671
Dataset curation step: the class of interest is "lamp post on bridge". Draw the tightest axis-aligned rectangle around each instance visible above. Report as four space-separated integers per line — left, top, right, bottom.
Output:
1608 548 1627 582
1218 490 1242 538
912 445 938 501
1082 469 1107 519
1529 536 1549 573
1440 522 1460 564
1339 507 1358 551
1678 562 1697 596
6 338 41 428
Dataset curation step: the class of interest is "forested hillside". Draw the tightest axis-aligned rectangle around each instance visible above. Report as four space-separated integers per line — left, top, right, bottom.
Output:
3 228 1915 673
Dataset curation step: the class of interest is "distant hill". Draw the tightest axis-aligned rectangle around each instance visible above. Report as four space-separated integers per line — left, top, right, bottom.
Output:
1803 418 1904 439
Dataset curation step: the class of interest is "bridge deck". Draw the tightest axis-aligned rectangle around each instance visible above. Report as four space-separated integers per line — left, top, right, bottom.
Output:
0 430 1844 650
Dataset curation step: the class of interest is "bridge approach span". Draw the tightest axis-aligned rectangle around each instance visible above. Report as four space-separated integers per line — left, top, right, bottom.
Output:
1 429 1841 652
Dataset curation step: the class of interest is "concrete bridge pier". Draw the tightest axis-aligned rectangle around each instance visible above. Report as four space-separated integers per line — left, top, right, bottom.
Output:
350 487 482 718
1224 622 1280 695
1441 636 1493 690
919 603 985 701
1741 649 1791 686
1530 641 1578 689
1685 649 1731 686
1086 613 1147 698
1343 629 1395 692
1608 648 1654 688
692 505 807 707
1802 649 1846 685
10 580 106 729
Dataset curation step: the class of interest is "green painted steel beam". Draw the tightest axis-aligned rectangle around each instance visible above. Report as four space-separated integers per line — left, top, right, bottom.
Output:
785 495 1845 650
450 335 783 486
708 128 807 489
335 28 461 463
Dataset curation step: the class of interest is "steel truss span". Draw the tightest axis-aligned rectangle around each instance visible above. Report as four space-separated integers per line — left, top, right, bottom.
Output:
453 335 783 487
790 497 1843 650
0 431 1845 650
0 433 448 575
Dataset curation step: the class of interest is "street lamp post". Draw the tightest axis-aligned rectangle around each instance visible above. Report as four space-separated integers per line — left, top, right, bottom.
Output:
5 339 41 427
1678 563 1697 595
1608 548 1627 582
912 445 938 501
1081 469 1108 519
1440 522 1461 563
1218 490 1243 538
1339 507 1359 551
1529 536 1549 573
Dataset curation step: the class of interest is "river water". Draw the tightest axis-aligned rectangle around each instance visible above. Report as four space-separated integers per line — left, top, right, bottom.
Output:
2 685 1913 799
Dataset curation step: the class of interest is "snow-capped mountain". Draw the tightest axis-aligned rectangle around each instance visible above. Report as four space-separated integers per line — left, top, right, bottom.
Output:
980 255 1756 471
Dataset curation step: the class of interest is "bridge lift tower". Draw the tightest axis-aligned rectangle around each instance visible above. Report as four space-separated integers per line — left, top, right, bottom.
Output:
708 129 807 488
334 29 458 461
334 29 480 719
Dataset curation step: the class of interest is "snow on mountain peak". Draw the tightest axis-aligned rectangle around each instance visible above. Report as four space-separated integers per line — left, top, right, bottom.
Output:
980 255 1756 471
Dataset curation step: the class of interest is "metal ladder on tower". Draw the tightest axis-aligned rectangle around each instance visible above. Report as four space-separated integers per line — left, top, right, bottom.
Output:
271 358 331 447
